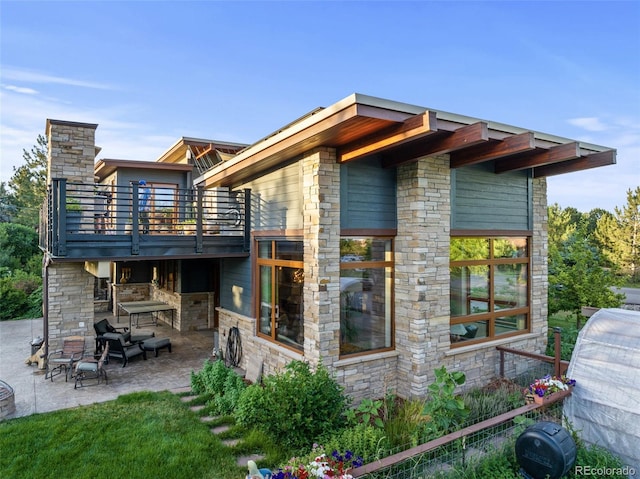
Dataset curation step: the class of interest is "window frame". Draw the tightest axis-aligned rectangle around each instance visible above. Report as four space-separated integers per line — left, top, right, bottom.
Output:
255 238 305 351
339 236 395 358
449 235 531 347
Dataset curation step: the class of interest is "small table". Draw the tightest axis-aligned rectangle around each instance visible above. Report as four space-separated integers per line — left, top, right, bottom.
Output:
142 337 172 357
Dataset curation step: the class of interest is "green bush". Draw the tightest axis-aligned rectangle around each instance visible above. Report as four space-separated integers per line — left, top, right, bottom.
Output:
234 360 349 450
190 358 231 395
321 423 389 463
422 366 470 440
211 371 247 415
0 277 29 320
546 326 580 360
190 359 246 415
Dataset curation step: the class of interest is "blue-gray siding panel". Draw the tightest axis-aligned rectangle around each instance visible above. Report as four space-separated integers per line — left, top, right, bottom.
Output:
242 162 302 231
452 163 531 230
220 257 252 317
341 157 397 230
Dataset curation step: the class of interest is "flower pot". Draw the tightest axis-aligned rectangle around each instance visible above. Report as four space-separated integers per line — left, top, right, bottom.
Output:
533 387 572 405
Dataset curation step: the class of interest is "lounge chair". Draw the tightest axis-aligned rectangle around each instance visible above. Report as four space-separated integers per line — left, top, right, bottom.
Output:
94 318 154 353
102 332 147 367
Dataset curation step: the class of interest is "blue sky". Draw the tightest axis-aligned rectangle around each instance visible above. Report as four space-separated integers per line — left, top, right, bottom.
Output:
1 1 638 212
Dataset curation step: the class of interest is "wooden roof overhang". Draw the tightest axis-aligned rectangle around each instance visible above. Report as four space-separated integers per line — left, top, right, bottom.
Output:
198 93 616 188
94 159 195 182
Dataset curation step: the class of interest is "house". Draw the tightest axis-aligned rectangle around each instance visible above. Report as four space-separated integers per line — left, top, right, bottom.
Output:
40 93 615 401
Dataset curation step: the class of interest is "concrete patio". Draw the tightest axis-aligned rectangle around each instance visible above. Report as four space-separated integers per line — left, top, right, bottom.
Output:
0 315 216 420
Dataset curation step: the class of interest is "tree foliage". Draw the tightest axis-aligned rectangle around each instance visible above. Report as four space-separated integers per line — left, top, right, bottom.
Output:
4 134 48 228
595 187 640 282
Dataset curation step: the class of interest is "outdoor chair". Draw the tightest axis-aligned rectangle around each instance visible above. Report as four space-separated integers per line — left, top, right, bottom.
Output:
463 324 478 339
74 343 109 389
94 318 129 353
94 318 154 353
45 336 87 382
102 332 147 367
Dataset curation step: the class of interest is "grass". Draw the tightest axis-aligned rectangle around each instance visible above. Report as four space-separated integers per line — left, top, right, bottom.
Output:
0 391 248 479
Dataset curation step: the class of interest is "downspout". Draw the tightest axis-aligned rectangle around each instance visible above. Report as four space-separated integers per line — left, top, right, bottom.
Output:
42 253 51 356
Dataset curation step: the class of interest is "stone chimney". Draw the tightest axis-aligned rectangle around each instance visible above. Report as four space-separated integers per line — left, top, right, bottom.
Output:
46 119 98 184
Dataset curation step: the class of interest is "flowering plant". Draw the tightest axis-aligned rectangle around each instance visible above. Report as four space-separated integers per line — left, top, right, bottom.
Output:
272 445 364 479
528 375 576 398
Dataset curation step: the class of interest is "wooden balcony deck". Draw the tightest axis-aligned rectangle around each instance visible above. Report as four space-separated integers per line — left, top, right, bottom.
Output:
40 180 250 261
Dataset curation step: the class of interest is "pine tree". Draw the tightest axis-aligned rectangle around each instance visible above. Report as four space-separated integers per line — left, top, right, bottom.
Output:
595 187 640 282
6 135 48 229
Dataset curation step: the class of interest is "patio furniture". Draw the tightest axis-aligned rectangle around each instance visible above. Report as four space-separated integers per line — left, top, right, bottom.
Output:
94 318 128 353
141 337 172 357
74 343 109 389
94 318 154 353
45 336 87 382
102 332 147 367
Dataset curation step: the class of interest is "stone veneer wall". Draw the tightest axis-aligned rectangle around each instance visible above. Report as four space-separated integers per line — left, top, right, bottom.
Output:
45 120 98 352
151 287 212 331
46 262 94 352
394 156 452 398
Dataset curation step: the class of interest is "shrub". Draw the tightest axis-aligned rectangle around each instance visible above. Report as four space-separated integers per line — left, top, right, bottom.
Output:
190 359 231 395
190 359 246 414
234 360 349 450
546 326 580 360
422 366 469 440
321 423 389 464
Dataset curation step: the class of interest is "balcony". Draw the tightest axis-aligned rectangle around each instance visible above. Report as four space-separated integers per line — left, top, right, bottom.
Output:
40 179 250 261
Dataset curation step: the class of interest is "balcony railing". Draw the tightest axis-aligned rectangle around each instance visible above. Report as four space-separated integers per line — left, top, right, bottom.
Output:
40 179 251 260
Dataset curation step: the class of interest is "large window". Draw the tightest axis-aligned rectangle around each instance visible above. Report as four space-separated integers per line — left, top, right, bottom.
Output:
450 236 530 345
340 238 394 356
257 239 304 350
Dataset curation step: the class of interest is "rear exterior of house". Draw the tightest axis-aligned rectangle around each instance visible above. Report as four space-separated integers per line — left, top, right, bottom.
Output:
40 93 616 402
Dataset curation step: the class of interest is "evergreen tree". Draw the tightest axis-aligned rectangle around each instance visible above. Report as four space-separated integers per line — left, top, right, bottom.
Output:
595 187 640 282
548 205 625 318
6 134 48 229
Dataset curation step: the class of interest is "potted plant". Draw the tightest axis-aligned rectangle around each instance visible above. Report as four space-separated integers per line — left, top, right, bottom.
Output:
526 375 576 405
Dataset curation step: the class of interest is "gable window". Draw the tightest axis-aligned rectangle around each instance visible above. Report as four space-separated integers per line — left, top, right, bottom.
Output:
340 237 394 356
450 236 530 345
256 239 304 350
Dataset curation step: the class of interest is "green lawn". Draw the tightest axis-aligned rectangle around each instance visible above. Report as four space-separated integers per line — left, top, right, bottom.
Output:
0 391 247 479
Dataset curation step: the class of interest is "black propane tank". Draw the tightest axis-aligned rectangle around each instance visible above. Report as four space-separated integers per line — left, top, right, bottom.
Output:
515 421 576 479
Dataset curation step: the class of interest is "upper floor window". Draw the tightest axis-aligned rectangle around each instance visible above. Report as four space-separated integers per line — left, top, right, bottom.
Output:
256 239 304 351
340 238 394 356
450 236 530 346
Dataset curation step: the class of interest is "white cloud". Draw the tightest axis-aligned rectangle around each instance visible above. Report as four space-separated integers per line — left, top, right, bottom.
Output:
567 117 609 132
4 84 38 95
1 66 116 91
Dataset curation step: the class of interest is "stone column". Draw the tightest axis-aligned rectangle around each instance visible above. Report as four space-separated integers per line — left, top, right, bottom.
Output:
395 156 451 398
44 120 98 351
301 147 340 368
531 176 548 352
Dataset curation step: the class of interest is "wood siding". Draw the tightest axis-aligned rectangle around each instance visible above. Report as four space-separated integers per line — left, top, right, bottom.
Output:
452 163 532 231
241 162 302 231
340 156 397 230
220 257 252 317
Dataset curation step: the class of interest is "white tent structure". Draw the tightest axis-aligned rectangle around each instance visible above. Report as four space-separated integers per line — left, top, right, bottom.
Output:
564 308 640 471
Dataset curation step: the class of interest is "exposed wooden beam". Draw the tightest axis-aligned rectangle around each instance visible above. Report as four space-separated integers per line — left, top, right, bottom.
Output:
450 131 536 169
195 144 214 159
494 142 580 173
338 111 437 163
533 149 616 177
380 121 489 168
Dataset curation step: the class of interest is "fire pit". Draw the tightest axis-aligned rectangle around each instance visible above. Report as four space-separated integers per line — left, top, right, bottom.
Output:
0 380 16 419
